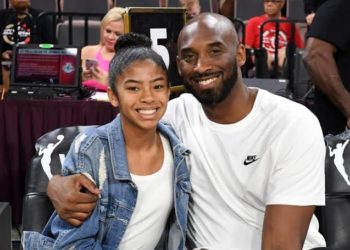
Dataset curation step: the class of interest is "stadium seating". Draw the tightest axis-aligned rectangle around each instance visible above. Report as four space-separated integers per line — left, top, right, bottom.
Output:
62 0 108 14
30 0 58 12
22 126 96 232
114 0 159 8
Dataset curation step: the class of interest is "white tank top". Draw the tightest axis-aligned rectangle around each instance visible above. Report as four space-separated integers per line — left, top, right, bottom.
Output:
119 134 173 250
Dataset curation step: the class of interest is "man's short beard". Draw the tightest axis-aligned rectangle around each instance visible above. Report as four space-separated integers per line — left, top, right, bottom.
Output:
185 67 238 107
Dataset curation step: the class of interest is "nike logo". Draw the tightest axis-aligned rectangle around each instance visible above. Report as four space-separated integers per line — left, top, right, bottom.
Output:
244 155 259 166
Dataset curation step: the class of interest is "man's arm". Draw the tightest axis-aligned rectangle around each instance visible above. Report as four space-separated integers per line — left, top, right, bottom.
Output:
47 174 99 226
303 37 350 128
262 205 315 250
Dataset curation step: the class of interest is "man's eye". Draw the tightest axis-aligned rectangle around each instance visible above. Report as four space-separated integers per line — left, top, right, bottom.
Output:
210 48 221 55
183 54 195 62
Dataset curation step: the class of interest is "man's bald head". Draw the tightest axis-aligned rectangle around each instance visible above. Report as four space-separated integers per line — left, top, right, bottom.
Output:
177 13 239 50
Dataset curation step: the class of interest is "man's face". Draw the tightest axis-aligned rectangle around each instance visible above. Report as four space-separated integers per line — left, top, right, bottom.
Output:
177 16 241 106
263 0 284 17
10 0 30 11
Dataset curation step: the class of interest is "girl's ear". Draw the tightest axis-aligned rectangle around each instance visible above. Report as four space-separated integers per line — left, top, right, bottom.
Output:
107 87 119 107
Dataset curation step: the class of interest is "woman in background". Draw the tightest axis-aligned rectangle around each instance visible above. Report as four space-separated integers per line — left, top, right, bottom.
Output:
81 7 125 92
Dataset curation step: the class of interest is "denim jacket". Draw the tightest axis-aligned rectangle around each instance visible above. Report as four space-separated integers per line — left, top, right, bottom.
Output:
22 115 191 250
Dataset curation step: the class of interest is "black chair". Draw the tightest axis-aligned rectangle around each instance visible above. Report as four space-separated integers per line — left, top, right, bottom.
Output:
312 133 350 250
62 0 108 14
22 125 96 232
30 0 58 12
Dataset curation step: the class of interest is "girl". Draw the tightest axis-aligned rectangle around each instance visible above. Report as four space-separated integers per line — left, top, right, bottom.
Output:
22 33 191 250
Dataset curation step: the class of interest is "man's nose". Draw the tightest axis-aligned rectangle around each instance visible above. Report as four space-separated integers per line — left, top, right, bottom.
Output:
194 55 212 73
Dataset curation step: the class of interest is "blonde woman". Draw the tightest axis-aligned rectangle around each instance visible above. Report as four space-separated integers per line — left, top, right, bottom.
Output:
81 7 125 92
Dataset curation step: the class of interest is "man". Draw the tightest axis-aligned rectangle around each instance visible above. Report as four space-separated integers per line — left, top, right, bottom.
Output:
48 13 326 249
303 0 350 136
245 0 304 77
0 0 54 96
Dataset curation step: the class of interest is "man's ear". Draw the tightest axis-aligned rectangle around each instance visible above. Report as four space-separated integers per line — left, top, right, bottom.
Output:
107 87 119 107
176 55 182 76
236 44 246 67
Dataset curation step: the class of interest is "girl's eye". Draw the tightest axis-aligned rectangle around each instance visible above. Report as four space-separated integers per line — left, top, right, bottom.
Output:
127 87 139 92
154 84 165 90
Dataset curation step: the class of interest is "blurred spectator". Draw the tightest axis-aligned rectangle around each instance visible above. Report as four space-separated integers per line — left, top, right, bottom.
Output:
303 0 327 26
179 0 201 19
81 7 125 92
0 0 54 97
218 0 235 19
179 0 235 19
245 0 304 76
303 0 350 135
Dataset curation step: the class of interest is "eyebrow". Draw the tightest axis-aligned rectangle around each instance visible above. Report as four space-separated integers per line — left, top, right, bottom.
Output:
180 41 224 53
123 76 166 85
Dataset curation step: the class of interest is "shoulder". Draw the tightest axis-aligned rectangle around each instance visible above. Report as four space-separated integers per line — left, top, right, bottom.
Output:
0 9 12 20
166 94 200 117
72 123 110 152
246 15 263 26
81 45 100 59
256 89 321 129
29 8 41 18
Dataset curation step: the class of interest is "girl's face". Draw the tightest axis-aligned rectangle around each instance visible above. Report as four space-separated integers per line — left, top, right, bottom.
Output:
101 20 124 52
108 59 170 132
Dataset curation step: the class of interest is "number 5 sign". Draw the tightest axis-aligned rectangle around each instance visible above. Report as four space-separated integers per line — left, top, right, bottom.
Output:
123 7 187 87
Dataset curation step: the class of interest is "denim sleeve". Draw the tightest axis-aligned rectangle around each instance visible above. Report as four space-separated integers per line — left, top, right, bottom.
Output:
22 133 106 249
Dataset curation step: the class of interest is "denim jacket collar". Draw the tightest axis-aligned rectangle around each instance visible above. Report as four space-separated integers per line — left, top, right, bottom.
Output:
107 114 190 181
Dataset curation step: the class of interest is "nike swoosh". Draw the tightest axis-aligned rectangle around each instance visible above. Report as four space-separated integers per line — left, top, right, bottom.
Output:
243 158 259 166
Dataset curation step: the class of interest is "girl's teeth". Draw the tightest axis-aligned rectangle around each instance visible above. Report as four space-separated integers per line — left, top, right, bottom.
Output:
138 109 156 114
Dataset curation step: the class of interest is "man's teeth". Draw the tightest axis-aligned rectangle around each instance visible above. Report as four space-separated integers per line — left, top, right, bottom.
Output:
198 77 217 85
138 109 156 114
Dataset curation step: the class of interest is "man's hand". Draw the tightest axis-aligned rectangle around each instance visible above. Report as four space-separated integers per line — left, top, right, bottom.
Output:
306 13 315 26
2 50 12 61
47 174 100 226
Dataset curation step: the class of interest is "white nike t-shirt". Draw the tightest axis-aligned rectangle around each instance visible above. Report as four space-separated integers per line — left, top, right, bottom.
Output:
164 89 326 249
119 135 173 250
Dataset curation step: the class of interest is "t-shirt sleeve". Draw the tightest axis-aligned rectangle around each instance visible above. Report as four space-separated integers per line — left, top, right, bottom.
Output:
245 18 258 48
266 112 326 206
294 25 304 48
308 0 350 51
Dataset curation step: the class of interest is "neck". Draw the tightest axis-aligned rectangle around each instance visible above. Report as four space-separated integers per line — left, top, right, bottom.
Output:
267 13 282 20
202 78 257 124
122 121 159 151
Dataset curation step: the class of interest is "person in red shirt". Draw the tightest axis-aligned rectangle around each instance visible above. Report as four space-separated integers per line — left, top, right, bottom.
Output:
245 0 304 76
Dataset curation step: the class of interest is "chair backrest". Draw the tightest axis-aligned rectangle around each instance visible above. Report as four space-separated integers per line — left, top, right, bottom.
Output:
235 0 264 20
30 0 58 12
22 125 96 232
286 0 305 20
0 0 7 9
318 131 350 248
115 0 159 7
63 0 108 13
56 19 101 46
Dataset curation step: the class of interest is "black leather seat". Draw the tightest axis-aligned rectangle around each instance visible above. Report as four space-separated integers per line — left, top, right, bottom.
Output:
22 125 96 232
311 132 350 250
